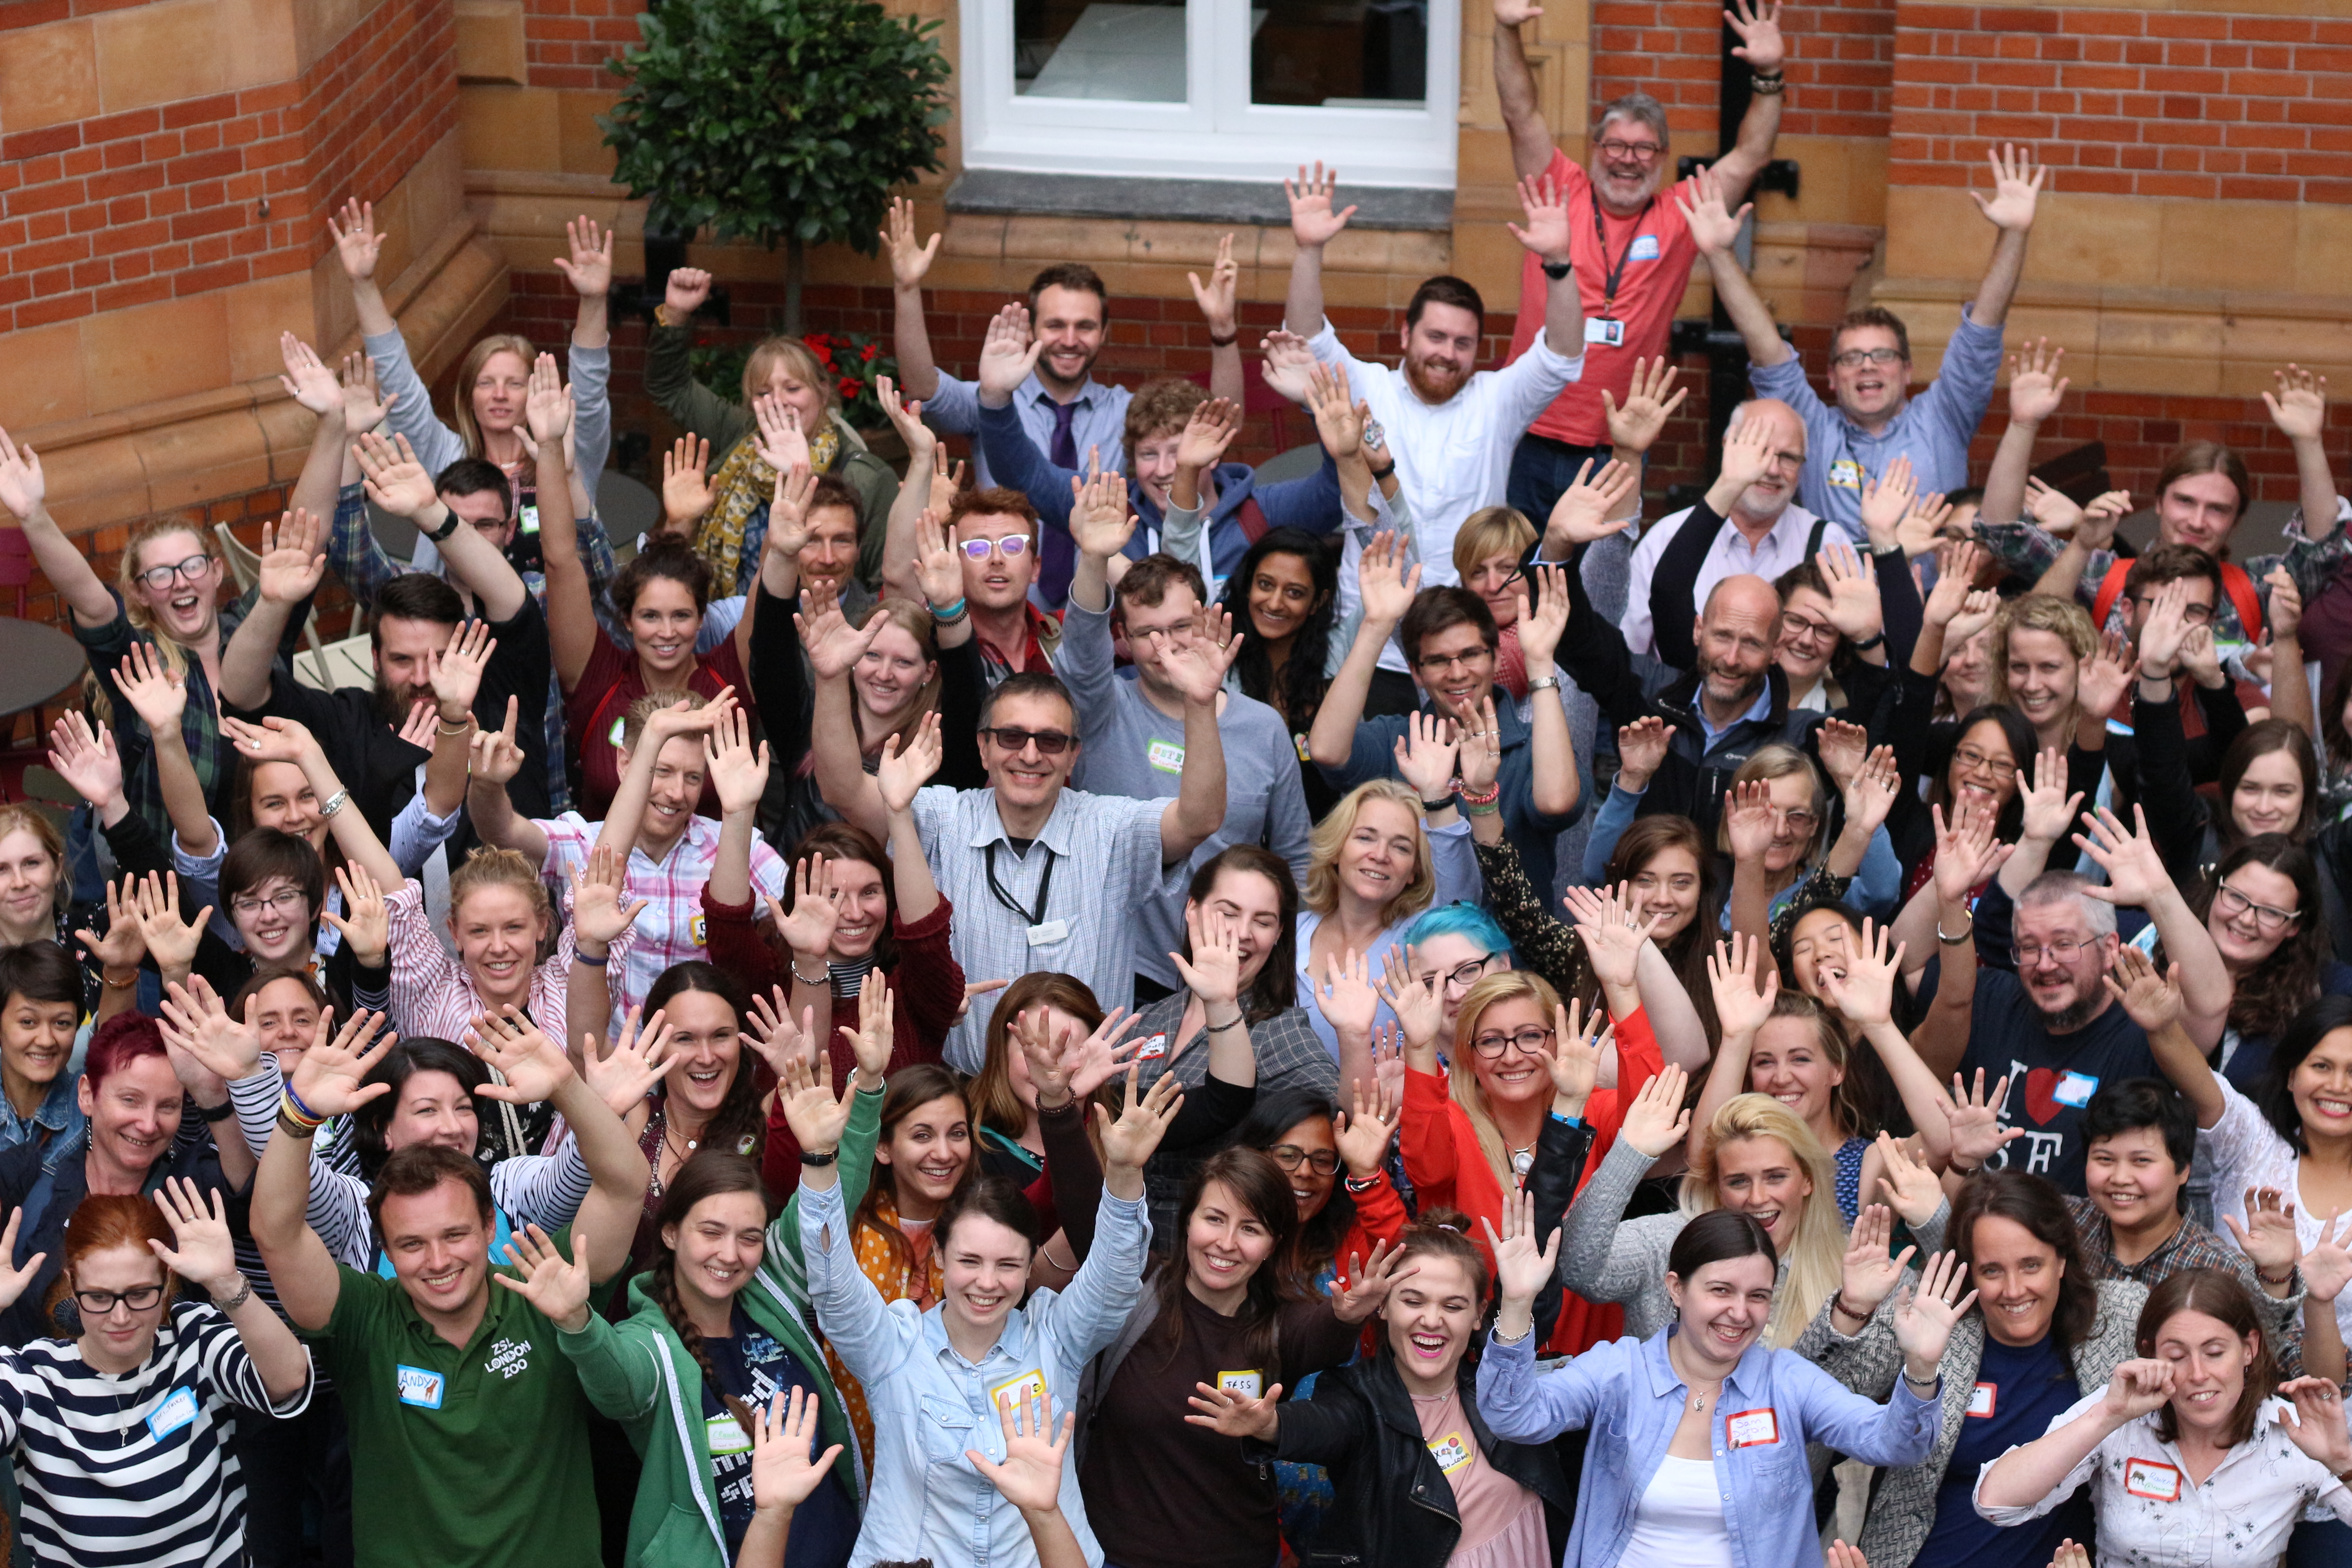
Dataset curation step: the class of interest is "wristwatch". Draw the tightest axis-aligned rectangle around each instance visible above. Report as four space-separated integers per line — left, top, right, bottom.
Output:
1527 674 1560 693
1540 259 1573 280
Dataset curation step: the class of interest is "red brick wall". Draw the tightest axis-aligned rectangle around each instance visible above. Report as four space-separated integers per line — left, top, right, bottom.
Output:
523 0 642 89
1592 0 1898 142
0 0 456 334
1891 5 2352 199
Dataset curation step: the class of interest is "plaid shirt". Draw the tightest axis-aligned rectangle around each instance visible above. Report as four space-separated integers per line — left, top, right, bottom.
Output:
74 587 278 847
384 877 619 1047
1975 499 2352 647
2067 1193 2306 1372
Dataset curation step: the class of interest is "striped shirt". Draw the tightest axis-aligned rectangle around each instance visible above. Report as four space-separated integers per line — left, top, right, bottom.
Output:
0 1299 312 1568
911 784 1176 1073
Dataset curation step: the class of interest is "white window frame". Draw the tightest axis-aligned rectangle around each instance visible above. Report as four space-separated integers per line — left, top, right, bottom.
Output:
959 0 1460 187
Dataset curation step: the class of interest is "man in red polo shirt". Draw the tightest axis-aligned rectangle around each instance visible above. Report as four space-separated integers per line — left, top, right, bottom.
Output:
1493 0 1793 520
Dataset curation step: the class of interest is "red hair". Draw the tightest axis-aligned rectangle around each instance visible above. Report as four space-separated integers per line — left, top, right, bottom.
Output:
45 1193 174 1327
84 1013 168 1088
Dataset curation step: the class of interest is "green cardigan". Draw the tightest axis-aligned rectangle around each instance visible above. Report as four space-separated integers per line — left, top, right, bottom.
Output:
556 1083 882 1568
644 323 899 593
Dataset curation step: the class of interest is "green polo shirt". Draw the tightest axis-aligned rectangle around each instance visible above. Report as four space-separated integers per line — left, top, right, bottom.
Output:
308 1236 599 1568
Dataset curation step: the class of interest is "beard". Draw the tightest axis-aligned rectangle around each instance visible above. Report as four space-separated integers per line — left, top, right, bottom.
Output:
1695 650 1766 712
1404 354 1469 404
376 679 431 727
2029 986 2102 1034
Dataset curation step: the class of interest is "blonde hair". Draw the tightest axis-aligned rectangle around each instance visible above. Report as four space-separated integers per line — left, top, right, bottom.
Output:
854 598 943 756
446 845 554 931
450 334 540 462
1988 593 2097 717
1681 1093 1845 1346
1447 970 1563 1191
1303 779 1437 921
87 517 216 725
619 689 709 755
1713 743 1827 870
0 805 66 925
1450 506 1537 583
741 338 838 417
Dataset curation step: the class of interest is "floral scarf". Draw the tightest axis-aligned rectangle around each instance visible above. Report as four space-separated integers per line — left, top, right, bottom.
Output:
691 422 843 595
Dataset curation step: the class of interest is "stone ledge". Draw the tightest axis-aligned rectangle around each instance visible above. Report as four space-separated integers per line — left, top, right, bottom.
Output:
946 169 1456 233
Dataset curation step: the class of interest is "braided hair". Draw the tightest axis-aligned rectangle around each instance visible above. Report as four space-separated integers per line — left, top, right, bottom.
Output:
646 1151 774 1434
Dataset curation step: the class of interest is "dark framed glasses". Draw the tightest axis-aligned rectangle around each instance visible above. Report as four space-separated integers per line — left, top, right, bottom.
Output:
980 726 1074 756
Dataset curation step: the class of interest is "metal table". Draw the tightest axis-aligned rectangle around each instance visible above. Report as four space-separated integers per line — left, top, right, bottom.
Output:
0 617 88 720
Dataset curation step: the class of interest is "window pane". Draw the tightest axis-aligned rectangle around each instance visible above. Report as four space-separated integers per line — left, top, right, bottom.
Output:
1016 0 1188 101
1251 0 1426 107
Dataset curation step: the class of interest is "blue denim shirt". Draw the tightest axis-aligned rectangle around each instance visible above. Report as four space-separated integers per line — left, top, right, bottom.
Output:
0 1031 86 1171
800 1177 1148 1568
1477 1324 1938 1568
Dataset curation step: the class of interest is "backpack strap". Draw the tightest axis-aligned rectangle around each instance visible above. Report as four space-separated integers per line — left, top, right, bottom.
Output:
2218 562 2262 639
1806 516 1829 558
1236 494 1271 546
2089 559 2135 632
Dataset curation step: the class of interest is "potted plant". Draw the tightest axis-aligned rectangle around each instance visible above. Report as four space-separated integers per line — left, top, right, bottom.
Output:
602 0 952 336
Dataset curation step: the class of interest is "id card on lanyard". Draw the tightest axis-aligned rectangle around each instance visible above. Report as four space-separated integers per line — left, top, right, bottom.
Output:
985 841 1065 948
1586 190 1656 347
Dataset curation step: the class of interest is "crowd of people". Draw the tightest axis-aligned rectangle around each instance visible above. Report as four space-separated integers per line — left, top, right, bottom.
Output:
1 4 2350 1565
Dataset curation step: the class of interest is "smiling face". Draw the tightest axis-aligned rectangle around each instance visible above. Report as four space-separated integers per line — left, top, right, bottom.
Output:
2288 1026 2352 1146
2004 627 2081 737
1131 426 1188 514
231 874 314 966
1757 770 1819 876
760 358 829 431
382 1067 480 1155
2156 470 2242 557
470 350 530 440
1725 403 1806 523
799 505 861 604
78 1053 184 1181
1469 995 1557 1110
373 614 456 720
1411 620 1497 721
1828 325 1910 426
979 691 1078 814
1120 581 1204 703
2013 898 2117 1031
940 1210 1033 1338
2151 1307 2258 1438
658 990 743 1124
1190 866 1286 995
379 1176 493 1322
248 760 326 851
960 511 1039 612
1382 1252 1481 1392
628 577 704 685
449 883 549 1007
249 975 322 1079
1465 550 1524 630
1625 844 1702 944
1692 578 1781 714
879 1092 974 1215
2084 1124 2183 1235
2230 750 2305 841
1787 907 1856 1000
0 828 58 940
853 622 936 725
1032 284 1107 394
1665 1253 1777 1368
1711 1135 1811 1252
1776 585 1839 686
1586 110 1669 214
130 529 221 644
1747 1017 1843 1138
825 858 890 961
1335 796 1422 915
70 1242 170 1372
1185 1178 1277 1308
1946 717 2020 818
1969 1213 2065 1347
2208 860 2300 970
1270 1114 1339 1221
625 735 710 855
1402 301 1480 406
2 987 76 1101
1245 551 1323 649
664 1189 769 1312
1414 931 1505 1034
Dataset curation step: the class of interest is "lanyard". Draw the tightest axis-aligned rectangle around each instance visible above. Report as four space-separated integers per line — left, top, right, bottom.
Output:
1592 192 1655 315
983 842 1058 927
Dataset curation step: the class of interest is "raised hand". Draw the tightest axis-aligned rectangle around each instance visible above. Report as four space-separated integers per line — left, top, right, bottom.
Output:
1304 366 1363 461
1356 529 1421 627
1813 717 1867 792
1546 457 1639 545
1376 947 1446 1051
1317 948 1380 1042
1391 710 1460 799
150 1176 241 1296
1676 163 1749 257
1171 905 1245 1009
837 980 894 1086
908 506 962 608
1188 231 1239 336
2276 1377 2352 1474
2073 804 2175 911
353 430 440 518
1458 696 1504 795
1184 1379 1282 1441
2177 623 2223 691
1723 777 1778 864
133 869 211 980
157 974 263 1084
327 197 384 283
552 215 614 299
743 991 815 1078
2075 630 2135 719
570 845 647 951
46 710 125 812
2302 1211 2352 1303
2007 338 2069 426
752 392 812 476
2099 1358 2176 1423
1068 465 1137 562
656 435 716 534
2264 364 2329 444
664 265 714 319
1970 142 2046 232
1545 999 1611 1112
1621 1063 1693 1158
1061 1008 1145 1102
1332 1238 1417 1323
1494 0 1544 25
1818 543 1884 644
2007 746 2080 849
880 196 942 288
1890 1250 1978 1375
1601 357 1688 457
704 703 772 818
469 696 526 786
278 333 342 415
778 1052 854 1154
1931 798 2005 909
1708 932 1780 1040
976 305 1045 402
1843 745 1902 838
1507 172 1573 261
1858 456 1918 550
524 352 573 447
256 509 328 606
1335 1076 1398 1176
755 1386 849 1515
582 1004 670 1118
1873 1132 1945 1229
1896 493 1957 559
1946 1070 2022 1171
427 619 496 723
2265 565 2303 645
0 426 46 522
286 1008 398 1121
1723 0 1784 73
2135 578 2192 679
0 1212 46 1312
1481 1186 1562 1308
1286 161 1357 248
1716 410 1776 495
74 877 145 976
798 593 887 682
466 1008 578 1105
1516 563 1572 669
771 856 843 961
1615 715 1674 792
492 1223 593 1331
2220 1186 2302 1284
1155 604 1243 706
338 351 392 434
1566 882 1661 996
1094 1063 1185 1172
877 711 945 816
2099 945 2182 1033
1258 329 1320 404
1839 1203 1917 1320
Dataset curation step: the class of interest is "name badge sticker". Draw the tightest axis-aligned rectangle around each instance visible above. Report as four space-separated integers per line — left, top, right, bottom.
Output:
2125 1458 2183 1501
689 912 707 948
1026 919 1069 948
1427 1430 1475 1474
145 1385 199 1442
1967 1382 1997 1418
1584 318 1626 348
2053 1071 2100 1108
1147 739 1186 774
1135 1034 1168 1062
1725 1407 1779 1448
989 1368 1048 1414
1628 234 1661 262
1829 459 1866 492
396 1364 447 1410
706 1412 753 1457
1217 1369 1264 1399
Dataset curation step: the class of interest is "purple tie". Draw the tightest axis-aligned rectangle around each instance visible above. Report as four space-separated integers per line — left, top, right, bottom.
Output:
1040 400 1082 604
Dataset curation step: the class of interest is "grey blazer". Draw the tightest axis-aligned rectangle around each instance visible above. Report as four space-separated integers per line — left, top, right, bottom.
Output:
1793 1275 2147 1568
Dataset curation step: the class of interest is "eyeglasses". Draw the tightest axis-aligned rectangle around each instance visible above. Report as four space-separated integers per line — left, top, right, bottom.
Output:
1774 809 1819 834
1832 348 1906 369
1597 138 1665 162
2015 937 2094 965
137 553 215 592
961 536 1031 562
980 726 1074 756
1265 1144 1342 1176
1423 956 1497 995
231 887 309 919
1125 623 1191 649
1416 647 1494 674
2215 882 2300 932
1953 745 2016 776
2127 593 2215 625
73 1283 166 1314
1472 1026 1555 1060
1779 612 1836 645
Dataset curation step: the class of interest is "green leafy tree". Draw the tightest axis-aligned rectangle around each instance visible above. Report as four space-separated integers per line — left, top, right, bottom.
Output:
603 0 951 333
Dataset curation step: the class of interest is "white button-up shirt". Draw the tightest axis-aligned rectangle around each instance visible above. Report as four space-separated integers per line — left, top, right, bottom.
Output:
1622 501 1826 660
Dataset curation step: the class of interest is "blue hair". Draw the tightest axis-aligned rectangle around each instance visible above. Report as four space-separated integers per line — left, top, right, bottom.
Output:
1401 901 1513 961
